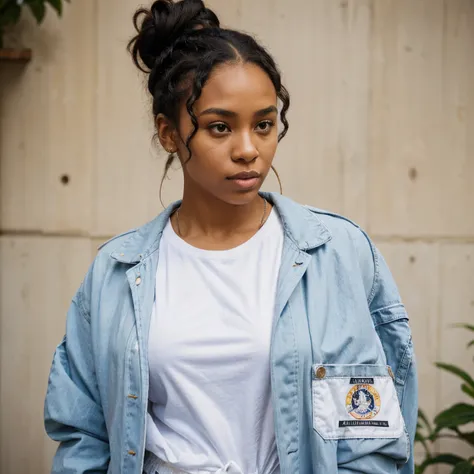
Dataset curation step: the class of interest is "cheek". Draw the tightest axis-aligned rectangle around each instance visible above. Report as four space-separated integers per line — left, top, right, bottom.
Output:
260 136 278 161
182 140 225 179
185 134 224 164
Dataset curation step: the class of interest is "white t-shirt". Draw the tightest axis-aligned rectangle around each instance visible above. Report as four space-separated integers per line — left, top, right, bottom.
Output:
146 209 284 474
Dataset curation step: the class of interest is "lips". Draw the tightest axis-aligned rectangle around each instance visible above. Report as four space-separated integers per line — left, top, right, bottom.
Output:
227 171 261 180
226 171 261 191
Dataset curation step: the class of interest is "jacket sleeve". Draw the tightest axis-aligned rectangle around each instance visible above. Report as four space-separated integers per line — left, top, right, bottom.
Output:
367 244 418 474
338 229 418 474
44 285 110 473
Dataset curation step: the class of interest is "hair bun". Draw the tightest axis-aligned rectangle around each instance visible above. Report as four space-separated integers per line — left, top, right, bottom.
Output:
130 0 220 71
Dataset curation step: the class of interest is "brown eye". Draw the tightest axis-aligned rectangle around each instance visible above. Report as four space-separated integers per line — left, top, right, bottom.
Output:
256 120 274 133
209 123 230 134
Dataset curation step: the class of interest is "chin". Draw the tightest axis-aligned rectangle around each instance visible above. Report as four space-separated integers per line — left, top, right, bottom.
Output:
220 189 261 206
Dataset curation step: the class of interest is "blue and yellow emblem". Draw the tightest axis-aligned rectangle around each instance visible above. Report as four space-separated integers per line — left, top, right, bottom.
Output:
345 384 381 420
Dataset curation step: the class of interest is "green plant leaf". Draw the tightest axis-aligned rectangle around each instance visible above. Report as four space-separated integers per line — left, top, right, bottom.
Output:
0 2 21 27
435 403 474 429
451 460 474 474
428 430 441 442
457 430 474 447
468 339 474 349
46 0 62 15
418 408 434 434
462 384 474 400
418 454 467 471
453 323 474 332
27 1 46 24
436 363 474 390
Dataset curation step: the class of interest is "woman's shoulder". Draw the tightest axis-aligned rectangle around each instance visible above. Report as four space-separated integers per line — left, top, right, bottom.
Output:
96 228 139 253
77 215 164 314
288 199 377 300
95 205 174 259
76 229 139 316
304 203 375 262
304 204 365 234
272 193 372 249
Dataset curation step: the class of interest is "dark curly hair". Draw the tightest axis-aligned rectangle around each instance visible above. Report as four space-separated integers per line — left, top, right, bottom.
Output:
128 0 290 190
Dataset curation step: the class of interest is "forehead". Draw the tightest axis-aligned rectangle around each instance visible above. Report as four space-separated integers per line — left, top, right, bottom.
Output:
194 62 277 114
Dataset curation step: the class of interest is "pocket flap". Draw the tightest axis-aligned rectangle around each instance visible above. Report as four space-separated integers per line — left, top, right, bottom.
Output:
312 364 405 440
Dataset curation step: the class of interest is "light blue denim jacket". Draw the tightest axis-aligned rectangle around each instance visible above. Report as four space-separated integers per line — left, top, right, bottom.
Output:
44 192 418 474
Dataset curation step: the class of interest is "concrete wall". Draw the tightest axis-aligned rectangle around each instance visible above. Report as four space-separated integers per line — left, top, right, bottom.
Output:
1 1 473 472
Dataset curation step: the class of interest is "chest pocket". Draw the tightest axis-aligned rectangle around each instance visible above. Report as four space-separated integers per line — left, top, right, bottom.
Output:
312 364 405 440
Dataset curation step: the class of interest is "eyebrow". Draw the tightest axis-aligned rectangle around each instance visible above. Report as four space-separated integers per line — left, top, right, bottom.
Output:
199 105 278 118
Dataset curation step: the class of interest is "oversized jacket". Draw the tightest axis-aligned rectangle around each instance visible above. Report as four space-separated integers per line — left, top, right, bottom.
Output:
44 192 418 474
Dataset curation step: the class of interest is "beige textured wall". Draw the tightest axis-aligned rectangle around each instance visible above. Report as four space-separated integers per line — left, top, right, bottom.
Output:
1 1 473 473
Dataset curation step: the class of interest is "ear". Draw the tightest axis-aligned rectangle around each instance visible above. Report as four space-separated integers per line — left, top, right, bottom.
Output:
156 114 177 153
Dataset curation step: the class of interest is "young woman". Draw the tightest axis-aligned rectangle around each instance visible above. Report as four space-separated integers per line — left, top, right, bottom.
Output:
44 1 418 473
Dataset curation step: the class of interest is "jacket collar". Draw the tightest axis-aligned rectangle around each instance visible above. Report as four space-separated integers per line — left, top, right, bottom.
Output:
262 192 332 250
111 192 331 264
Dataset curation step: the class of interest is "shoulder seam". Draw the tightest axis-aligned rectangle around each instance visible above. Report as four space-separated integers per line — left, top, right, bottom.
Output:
359 229 379 307
97 229 137 251
304 205 361 229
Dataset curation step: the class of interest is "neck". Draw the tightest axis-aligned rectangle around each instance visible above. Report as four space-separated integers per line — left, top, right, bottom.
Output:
177 187 266 238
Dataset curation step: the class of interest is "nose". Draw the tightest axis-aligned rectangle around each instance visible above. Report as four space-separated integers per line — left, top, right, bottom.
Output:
231 132 259 163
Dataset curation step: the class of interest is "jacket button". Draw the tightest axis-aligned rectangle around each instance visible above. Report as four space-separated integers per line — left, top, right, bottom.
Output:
128 450 136 456
135 276 141 286
315 366 326 379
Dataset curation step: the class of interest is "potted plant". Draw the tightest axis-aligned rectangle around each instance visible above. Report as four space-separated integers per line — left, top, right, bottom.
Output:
415 324 474 473
0 0 70 59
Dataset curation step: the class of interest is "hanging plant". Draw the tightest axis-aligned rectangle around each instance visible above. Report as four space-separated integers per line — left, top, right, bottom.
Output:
0 0 70 48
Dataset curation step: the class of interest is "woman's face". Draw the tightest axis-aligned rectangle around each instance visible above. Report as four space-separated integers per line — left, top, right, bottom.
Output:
169 62 279 206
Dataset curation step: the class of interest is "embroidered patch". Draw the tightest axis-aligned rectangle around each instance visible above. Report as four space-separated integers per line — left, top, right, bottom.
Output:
346 384 381 420
311 365 405 439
